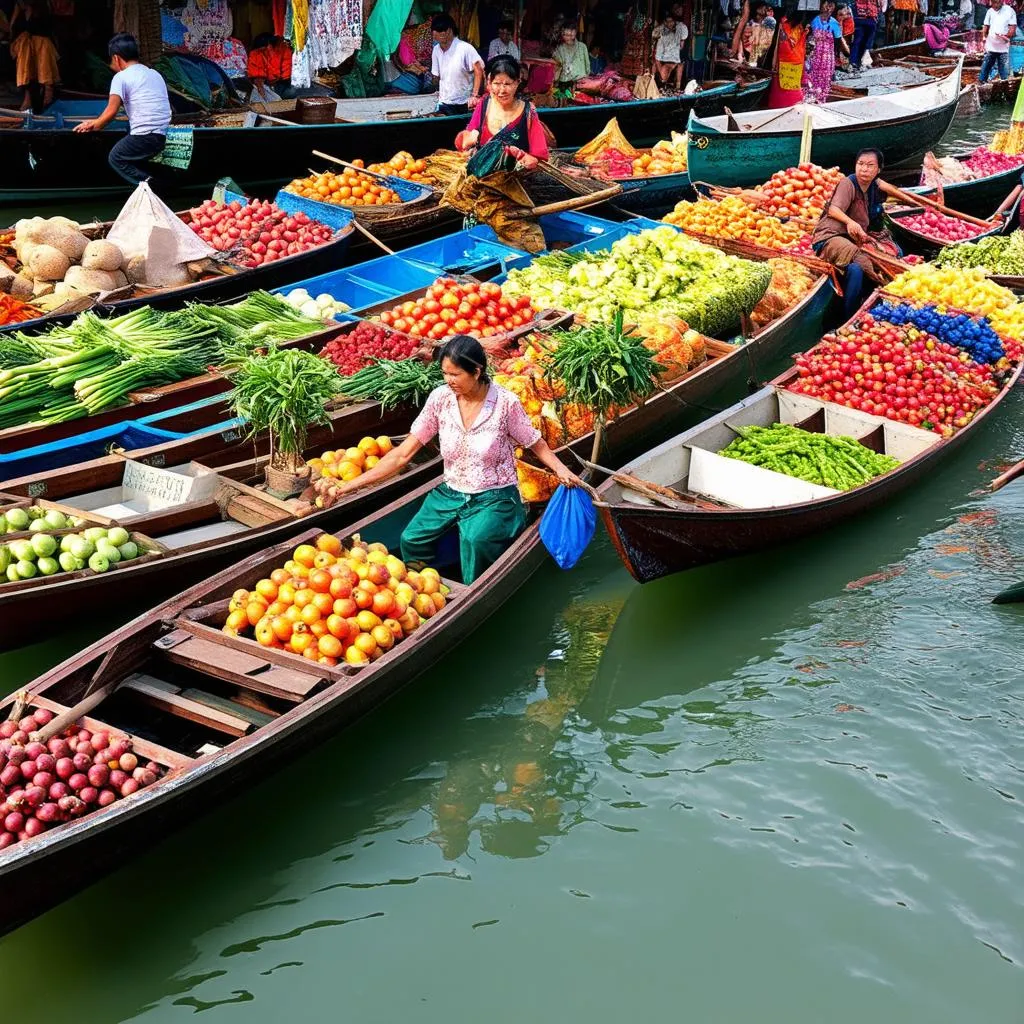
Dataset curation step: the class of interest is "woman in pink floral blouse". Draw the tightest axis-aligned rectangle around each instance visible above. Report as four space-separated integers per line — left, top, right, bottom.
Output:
332 335 580 582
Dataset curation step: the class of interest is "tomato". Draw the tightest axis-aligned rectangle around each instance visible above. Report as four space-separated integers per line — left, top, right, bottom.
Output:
424 299 440 314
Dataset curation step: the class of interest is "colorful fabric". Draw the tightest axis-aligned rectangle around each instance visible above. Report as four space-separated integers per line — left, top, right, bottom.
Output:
467 96 549 158
767 17 808 106
400 482 527 583
11 30 58 85
853 0 880 18
248 39 292 81
805 20 839 102
411 383 541 494
178 0 233 47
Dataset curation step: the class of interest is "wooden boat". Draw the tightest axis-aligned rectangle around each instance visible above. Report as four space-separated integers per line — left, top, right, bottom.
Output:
884 201 1011 258
0 82 767 206
0 266 832 931
993 580 1024 603
0 195 355 337
596 336 1023 585
0 267 833 654
905 155 1024 220
684 62 963 189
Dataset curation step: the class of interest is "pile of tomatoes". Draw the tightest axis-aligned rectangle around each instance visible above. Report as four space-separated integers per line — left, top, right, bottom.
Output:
319 322 419 376
789 313 1003 434
376 278 536 342
758 163 845 221
186 198 334 267
285 169 405 207
664 196 808 251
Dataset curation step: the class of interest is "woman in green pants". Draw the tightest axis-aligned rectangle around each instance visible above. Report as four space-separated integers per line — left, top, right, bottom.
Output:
331 335 581 583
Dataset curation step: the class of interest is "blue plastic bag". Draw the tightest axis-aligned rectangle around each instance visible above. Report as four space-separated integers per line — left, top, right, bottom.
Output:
539 485 596 570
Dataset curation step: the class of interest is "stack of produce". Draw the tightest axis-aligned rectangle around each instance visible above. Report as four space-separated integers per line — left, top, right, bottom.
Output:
374 278 536 342
720 423 899 490
869 300 1012 365
583 147 635 178
187 198 335 268
755 163 844 221
0 292 326 429
631 134 687 176
309 435 393 490
934 231 1024 274
884 265 1024 341
0 294 42 325
896 210 990 243
961 146 1024 175
364 152 430 183
4 217 130 301
0 711 164 848
988 123 1024 156
281 287 350 320
222 534 448 666
336 357 443 410
751 259 818 329
503 226 772 337
664 196 810 253
0 517 146 584
285 169 405 207
789 309 1009 433
319 321 420 375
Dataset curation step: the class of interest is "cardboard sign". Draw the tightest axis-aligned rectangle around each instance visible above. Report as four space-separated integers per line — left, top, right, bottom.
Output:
122 460 220 510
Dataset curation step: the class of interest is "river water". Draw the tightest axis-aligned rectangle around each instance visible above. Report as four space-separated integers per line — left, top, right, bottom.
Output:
1 105 1022 1024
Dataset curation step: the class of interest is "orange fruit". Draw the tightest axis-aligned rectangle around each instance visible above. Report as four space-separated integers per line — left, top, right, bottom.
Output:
353 632 378 656
313 551 337 569
277 582 297 606
254 579 278 602
358 437 381 458
246 601 268 627
289 632 315 655
371 624 395 651
270 567 291 586
375 436 393 454
312 592 335 616
338 461 361 482
271 615 293 642
326 614 350 641
372 590 396 617
333 597 357 618
293 544 317 568
308 569 333 594
355 610 382 632
345 645 370 665
255 619 276 646
364 455 380 469
229 589 250 612
329 577 352 600
300 603 322 626
293 587 316 609
309 620 328 638
225 608 249 633
318 634 343 659
316 534 343 556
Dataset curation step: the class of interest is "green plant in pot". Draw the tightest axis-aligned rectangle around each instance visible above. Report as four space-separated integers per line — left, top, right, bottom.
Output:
230 346 343 497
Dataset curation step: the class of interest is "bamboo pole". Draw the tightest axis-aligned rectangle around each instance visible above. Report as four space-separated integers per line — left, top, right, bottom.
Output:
886 184 994 228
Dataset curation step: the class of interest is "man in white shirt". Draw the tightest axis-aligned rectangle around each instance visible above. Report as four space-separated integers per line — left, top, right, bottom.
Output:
488 21 521 61
430 14 485 116
653 14 689 90
980 0 1017 82
73 33 172 186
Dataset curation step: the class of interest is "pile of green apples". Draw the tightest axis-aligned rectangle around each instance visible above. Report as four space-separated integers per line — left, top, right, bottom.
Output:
0 507 142 583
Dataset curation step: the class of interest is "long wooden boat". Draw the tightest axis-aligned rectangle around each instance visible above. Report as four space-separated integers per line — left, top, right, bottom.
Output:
0 268 832 654
884 202 1010 258
0 266 832 932
685 62 963 189
0 197 355 337
597 335 1023 585
0 82 768 206
905 155 1024 220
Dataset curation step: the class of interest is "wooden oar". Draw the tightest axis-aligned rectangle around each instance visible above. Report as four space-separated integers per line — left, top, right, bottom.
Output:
575 457 725 510
531 184 622 217
886 184 994 229
990 456 1024 491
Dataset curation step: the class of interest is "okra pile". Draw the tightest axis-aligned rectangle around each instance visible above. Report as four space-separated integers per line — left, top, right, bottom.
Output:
720 423 899 491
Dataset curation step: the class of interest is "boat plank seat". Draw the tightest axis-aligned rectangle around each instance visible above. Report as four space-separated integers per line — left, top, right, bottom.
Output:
120 673 252 737
123 499 223 537
155 626 332 698
179 688 276 728
28 694 194 770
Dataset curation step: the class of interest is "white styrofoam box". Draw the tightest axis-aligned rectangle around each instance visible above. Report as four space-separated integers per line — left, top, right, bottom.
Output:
157 520 249 550
122 460 221 511
687 446 837 509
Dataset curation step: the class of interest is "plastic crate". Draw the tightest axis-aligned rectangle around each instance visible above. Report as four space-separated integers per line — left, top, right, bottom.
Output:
272 268 398 317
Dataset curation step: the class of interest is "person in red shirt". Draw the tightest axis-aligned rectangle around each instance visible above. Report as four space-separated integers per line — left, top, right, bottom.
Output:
247 34 294 100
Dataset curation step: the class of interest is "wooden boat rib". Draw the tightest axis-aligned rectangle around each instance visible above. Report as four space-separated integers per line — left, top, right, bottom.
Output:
597 322 1023 585
685 62 963 189
0 260 829 932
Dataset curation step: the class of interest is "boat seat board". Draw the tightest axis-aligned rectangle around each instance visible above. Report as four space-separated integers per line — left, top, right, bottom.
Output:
155 628 327 700
179 688 276 727
28 694 194 769
120 674 252 738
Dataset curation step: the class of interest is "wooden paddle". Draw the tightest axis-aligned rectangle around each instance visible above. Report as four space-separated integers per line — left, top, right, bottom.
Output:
886 184 994 229
990 456 1024 491
575 457 725 510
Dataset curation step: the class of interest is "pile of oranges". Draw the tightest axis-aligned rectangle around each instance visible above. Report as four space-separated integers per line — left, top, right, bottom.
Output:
307 435 393 483
663 196 808 252
223 533 448 667
285 168 405 207
365 151 430 184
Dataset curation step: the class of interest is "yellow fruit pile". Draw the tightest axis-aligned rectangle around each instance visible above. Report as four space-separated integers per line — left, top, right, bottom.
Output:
286 169 404 207
664 196 807 251
886 266 1021 330
365 151 430 183
308 435 394 483
223 534 447 667
632 135 687 176
989 123 1024 156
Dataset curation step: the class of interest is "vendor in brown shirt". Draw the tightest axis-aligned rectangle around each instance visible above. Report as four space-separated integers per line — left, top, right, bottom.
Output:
812 148 902 317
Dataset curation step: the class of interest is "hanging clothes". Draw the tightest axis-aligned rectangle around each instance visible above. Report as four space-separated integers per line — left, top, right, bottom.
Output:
292 0 363 87
620 6 652 77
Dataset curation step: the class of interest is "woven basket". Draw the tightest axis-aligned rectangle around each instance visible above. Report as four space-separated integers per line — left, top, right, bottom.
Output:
265 463 310 498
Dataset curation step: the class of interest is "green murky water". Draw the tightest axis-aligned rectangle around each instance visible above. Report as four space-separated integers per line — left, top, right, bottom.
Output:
1 105 1022 1024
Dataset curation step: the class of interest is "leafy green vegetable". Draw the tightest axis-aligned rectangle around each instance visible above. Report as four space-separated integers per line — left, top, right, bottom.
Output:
337 357 443 410
934 230 1024 275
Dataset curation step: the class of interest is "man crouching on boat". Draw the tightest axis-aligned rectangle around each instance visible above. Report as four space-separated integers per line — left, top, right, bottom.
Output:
73 33 171 189
812 148 902 318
